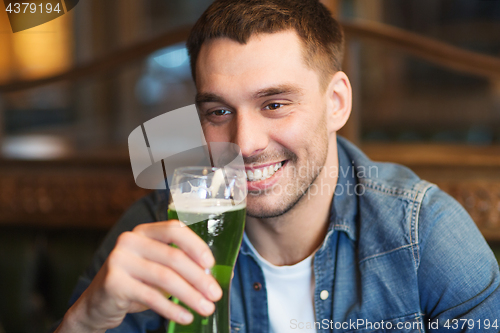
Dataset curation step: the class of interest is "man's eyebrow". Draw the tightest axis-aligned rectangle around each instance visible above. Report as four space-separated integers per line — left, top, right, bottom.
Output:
195 84 303 106
253 84 303 99
195 92 226 106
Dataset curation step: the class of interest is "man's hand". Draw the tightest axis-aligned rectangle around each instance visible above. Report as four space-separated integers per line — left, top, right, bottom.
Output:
55 220 222 333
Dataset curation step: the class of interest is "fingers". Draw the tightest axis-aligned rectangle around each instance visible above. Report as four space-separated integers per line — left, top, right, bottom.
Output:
116 235 222 304
89 220 223 327
112 221 223 319
133 221 215 269
118 273 195 325
69 219 225 331
119 251 216 317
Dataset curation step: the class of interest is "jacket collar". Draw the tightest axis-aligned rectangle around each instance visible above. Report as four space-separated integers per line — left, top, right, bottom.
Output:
324 137 359 244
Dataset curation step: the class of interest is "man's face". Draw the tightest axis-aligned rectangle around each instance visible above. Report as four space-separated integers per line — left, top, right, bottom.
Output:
195 30 332 218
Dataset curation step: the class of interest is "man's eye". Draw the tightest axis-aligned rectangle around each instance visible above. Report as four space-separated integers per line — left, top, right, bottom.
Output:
211 109 231 116
265 103 284 110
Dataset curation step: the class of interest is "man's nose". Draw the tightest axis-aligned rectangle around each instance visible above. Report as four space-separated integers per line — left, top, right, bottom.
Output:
232 111 269 158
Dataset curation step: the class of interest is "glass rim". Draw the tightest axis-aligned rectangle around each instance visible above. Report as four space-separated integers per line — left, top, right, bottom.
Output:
173 166 242 179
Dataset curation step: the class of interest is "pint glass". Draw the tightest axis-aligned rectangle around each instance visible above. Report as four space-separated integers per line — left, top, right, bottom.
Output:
166 166 246 333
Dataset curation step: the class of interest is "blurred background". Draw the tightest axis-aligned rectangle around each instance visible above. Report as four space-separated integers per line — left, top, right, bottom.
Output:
0 0 499 332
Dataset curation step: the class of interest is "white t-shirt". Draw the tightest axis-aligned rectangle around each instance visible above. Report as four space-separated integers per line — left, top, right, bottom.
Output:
243 234 317 332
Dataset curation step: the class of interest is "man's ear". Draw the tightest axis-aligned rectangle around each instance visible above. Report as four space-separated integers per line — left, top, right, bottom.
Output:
325 71 352 134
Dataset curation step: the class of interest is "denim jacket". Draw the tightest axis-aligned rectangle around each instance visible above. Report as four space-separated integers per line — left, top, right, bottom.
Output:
59 137 500 333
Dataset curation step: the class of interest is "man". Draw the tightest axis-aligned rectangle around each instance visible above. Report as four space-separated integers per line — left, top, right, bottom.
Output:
54 0 500 332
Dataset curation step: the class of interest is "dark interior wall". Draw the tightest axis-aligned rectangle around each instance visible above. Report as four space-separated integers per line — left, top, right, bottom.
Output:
0 227 106 333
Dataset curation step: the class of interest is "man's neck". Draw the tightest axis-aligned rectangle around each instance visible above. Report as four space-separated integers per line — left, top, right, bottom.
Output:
245 141 339 266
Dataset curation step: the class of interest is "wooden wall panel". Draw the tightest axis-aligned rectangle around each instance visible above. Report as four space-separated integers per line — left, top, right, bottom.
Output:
364 143 500 241
0 157 150 229
2 143 499 241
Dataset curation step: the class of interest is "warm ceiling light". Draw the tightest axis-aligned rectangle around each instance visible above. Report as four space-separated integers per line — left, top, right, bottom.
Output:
11 13 73 80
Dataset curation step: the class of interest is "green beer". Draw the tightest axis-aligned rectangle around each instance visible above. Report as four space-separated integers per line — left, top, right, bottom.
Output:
167 199 246 333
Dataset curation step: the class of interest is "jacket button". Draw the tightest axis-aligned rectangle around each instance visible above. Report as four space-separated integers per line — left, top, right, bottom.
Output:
253 282 262 291
320 290 329 300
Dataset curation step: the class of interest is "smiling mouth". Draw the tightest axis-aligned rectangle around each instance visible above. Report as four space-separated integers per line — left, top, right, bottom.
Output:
246 160 286 182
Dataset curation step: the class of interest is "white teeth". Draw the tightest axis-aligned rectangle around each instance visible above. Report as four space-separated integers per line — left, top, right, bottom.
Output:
262 167 268 178
246 161 284 182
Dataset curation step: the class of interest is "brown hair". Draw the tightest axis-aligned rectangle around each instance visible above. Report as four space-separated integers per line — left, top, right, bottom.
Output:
186 0 344 90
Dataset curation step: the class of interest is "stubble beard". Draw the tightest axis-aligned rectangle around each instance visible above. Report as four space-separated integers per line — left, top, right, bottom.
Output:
245 130 329 219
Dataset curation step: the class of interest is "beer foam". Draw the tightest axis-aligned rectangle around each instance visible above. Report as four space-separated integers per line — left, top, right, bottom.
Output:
169 198 246 214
